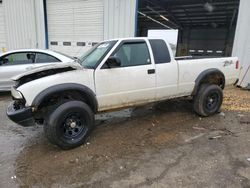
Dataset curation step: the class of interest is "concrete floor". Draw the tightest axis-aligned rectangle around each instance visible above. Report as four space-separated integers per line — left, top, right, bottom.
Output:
0 87 249 188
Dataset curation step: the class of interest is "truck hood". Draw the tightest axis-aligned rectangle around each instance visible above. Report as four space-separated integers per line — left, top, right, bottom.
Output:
12 62 82 81
17 68 95 106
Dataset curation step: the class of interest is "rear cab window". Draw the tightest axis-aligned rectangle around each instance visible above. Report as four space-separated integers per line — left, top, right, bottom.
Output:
149 39 171 64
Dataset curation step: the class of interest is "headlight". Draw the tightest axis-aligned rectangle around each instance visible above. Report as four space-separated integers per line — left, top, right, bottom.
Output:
11 87 23 100
14 80 20 87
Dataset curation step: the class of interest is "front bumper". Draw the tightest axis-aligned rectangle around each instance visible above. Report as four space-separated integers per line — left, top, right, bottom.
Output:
7 101 35 127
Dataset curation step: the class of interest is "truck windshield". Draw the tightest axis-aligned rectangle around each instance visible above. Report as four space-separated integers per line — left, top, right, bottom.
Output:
79 41 117 69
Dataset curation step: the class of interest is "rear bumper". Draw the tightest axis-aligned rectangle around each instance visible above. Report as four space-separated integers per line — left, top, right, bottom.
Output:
7 102 35 127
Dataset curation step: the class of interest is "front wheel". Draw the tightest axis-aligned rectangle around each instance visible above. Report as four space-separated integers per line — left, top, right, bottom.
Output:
44 101 94 150
193 84 223 117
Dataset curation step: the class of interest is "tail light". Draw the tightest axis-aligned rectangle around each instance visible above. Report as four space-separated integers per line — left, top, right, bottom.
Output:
236 60 239 69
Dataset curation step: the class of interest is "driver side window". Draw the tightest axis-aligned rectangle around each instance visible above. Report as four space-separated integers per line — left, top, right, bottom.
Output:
113 41 151 67
0 52 35 66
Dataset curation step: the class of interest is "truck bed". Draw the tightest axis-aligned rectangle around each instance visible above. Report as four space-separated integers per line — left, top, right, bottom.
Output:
176 57 239 95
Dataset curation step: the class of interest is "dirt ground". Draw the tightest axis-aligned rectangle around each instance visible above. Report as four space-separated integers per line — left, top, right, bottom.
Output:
0 86 249 188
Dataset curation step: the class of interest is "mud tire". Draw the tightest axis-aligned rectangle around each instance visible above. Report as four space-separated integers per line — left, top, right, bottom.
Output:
193 84 223 117
44 101 94 150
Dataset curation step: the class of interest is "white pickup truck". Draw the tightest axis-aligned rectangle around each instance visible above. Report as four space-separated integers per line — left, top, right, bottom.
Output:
7 37 239 149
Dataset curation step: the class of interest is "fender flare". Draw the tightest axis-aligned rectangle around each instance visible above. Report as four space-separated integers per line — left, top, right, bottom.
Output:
192 68 225 95
32 83 98 112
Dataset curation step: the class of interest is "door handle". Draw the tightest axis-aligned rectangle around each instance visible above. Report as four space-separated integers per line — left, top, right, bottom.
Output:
147 69 155 74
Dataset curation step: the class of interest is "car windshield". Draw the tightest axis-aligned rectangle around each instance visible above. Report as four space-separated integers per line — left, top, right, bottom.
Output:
79 41 117 69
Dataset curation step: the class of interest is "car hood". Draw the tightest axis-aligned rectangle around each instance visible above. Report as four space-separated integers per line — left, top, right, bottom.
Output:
12 62 82 81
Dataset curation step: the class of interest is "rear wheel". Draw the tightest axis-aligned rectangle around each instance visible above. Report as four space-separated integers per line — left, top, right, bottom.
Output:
44 101 94 149
193 84 223 117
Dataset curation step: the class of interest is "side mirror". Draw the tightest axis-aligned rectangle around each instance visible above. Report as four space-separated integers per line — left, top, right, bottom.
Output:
106 56 121 68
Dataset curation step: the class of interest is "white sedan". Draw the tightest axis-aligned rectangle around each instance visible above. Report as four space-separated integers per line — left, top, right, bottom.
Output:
0 49 75 91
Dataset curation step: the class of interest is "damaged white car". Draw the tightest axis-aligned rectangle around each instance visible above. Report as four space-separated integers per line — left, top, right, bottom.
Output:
0 49 75 91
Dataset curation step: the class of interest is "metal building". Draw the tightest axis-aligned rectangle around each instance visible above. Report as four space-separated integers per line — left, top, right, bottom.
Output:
0 0 249 87
0 0 136 56
0 0 6 52
45 0 136 55
232 0 250 88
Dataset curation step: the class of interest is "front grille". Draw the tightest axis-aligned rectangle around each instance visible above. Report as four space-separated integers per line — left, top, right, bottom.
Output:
13 100 25 110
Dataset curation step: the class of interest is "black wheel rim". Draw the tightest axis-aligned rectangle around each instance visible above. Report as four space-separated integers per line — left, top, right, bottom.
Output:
206 92 219 111
62 113 87 139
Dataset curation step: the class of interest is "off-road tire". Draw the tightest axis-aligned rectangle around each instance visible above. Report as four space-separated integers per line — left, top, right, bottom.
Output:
44 101 94 150
193 84 223 117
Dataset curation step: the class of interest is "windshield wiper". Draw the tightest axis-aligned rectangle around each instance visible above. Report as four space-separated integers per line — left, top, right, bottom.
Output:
72 57 82 65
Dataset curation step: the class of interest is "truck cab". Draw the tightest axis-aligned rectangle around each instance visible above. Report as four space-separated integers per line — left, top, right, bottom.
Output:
92 38 178 111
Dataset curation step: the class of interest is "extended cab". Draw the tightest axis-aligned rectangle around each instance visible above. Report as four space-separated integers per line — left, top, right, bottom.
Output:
7 37 240 149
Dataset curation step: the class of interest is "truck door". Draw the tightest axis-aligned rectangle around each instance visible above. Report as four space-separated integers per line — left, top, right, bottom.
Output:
95 40 156 111
149 39 178 99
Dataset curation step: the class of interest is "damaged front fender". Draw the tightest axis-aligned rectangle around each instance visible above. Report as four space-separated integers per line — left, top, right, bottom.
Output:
13 62 82 87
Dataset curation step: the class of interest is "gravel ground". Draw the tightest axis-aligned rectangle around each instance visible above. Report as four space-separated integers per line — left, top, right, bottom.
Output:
0 86 249 188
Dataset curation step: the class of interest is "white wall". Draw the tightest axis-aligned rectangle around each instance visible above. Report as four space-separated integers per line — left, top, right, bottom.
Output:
104 0 137 40
232 0 250 88
0 0 45 51
34 0 46 49
0 2 7 53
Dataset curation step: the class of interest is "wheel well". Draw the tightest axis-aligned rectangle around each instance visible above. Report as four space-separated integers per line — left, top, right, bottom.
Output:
37 90 96 112
192 69 225 96
33 90 96 123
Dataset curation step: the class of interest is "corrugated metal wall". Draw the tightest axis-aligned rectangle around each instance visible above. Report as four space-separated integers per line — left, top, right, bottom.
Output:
1 0 45 51
34 0 46 50
104 0 137 40
4 0 37 49
232 0 250 88
0 2 6 53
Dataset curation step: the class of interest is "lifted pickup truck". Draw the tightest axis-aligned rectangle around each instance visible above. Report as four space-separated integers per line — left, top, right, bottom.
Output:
7 37 239 149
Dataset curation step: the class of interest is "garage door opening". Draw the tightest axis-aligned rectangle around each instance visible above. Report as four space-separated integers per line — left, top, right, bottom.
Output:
137 0 240 58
